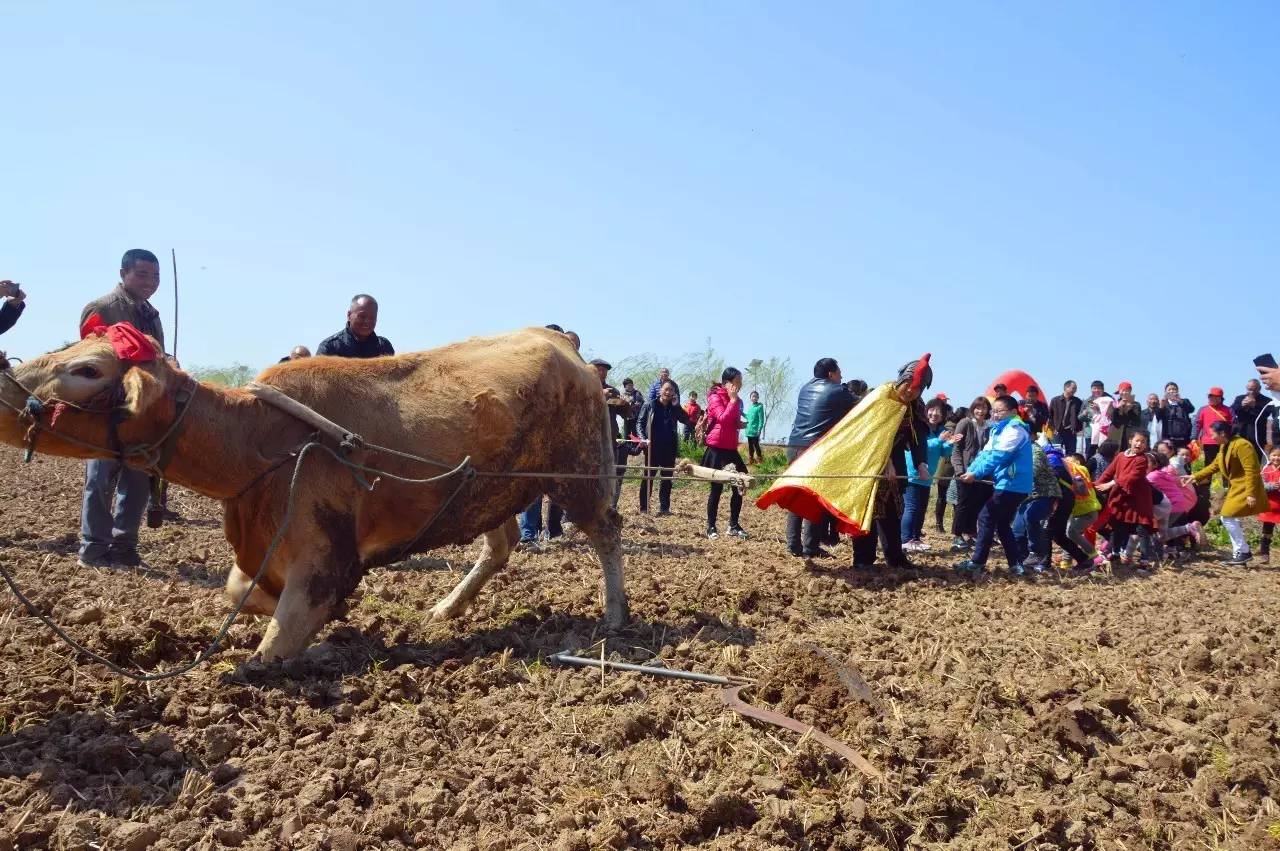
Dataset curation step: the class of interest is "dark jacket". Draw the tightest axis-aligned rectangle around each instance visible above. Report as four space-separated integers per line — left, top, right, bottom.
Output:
1158 398 1194 441
317 327 395 358
786 378 855 452
1023 400 1050 437
80 285 164 349
1048 395 1082 435
1232 393 1268 449
1105 401 1144 449
638 399 691 456
950 416 990 474
647 378 680 403
892 407 931 479
0 300 24 336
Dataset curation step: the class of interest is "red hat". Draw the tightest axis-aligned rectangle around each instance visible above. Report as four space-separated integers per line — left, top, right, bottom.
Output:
1209 386 1224 397
936 392 949 401
1116 381 1133 393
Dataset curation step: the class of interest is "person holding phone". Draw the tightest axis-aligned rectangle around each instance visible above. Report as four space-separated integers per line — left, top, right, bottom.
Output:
1232 379 1269 460
0 280 27 335
1157 382 1195 450
1257 353 1280 394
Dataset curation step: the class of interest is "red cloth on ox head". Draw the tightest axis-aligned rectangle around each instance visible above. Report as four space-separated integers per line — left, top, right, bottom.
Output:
78 316 159 363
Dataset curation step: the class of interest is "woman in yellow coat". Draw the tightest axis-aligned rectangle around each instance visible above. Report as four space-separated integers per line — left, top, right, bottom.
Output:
1185 420 1267 565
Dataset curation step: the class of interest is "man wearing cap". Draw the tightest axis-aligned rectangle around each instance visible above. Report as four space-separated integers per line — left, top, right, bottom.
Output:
1049 381 1082 454
591 358 632 508
1193 387 1235 466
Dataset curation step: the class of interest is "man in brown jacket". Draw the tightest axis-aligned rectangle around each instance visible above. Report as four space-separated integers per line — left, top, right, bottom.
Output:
76 249 165 568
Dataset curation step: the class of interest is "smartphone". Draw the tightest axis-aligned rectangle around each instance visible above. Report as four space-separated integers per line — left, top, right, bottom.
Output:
1256 353 1278 369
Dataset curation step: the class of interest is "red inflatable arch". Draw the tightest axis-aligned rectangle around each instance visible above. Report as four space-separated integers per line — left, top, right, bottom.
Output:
984 369 1044 400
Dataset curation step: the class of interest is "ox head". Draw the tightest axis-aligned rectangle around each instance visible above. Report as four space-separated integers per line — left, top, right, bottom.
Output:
0 329 176 460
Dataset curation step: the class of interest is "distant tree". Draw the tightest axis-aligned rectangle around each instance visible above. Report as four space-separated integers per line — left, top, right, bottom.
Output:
675 339 725 400
611 352 662 396
189 363 255 387
745 356 795 440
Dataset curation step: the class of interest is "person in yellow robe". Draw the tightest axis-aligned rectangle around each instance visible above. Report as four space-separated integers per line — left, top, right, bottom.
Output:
757 355 932 568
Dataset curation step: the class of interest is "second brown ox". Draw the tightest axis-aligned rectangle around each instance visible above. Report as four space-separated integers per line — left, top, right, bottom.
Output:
0 327 627 661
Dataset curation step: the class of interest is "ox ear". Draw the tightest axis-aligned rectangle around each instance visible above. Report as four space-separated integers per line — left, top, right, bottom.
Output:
120 365 166 419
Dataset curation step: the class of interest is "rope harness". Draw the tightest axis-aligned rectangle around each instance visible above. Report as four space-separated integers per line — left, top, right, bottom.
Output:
0 357 995 681
0 363 476 681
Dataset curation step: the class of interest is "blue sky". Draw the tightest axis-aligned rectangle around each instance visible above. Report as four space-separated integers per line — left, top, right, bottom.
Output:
3 2 1276 427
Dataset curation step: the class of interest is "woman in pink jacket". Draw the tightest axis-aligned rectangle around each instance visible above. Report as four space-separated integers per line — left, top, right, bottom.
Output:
702 367 749 539
1146 452 1201 543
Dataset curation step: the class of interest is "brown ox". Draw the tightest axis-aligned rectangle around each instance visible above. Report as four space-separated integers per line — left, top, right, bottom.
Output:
0 327 626 661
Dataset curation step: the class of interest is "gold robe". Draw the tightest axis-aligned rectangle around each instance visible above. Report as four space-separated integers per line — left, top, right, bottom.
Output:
756 382 906 536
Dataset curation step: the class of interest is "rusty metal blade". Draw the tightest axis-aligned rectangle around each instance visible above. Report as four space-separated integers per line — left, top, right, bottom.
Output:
720 685 885 782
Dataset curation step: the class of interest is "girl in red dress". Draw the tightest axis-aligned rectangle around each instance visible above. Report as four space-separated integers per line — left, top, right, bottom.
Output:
1260 446 1280 560
1095 432 1156 565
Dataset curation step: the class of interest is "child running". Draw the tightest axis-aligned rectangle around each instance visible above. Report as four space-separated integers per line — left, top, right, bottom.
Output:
1145 451 1201 545
1095 431 1156 567
1011 441 1059 574
1065 452 1104 568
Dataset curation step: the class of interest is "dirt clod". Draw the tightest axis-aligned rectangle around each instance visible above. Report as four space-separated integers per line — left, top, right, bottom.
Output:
109 822 159 851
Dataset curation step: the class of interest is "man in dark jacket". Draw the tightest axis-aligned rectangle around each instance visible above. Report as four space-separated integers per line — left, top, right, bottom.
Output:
0 280 27 335
1022 386 1050 439
783 357 855 557
317 294 395 358
1232 379 1269 460
1157 381 1195 450
1048 380 1082 454
637 380 691 514
77 249 166 568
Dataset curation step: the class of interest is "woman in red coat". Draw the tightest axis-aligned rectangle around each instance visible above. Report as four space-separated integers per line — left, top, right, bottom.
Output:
1095 431 1155 565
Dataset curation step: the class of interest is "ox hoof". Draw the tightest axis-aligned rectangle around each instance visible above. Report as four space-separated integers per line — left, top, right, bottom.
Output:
429 604 462 622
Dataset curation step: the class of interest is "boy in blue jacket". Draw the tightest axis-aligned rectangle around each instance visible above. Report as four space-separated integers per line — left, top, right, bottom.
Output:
954 395 1032 573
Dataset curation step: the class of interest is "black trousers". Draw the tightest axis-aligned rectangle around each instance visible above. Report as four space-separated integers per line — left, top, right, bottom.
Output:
786 512 829 554
973 490 1025 567
954 481 992 537
702 447 747 530
933 478 949 529
640 444 677 512
852 513 908 566
1047 490 1090 565
747 435 762 460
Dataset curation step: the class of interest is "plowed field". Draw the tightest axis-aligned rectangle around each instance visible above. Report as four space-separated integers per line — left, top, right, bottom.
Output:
1 448 1279 850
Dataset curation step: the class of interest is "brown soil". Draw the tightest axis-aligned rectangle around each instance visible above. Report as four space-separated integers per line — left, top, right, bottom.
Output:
2 448 1280 849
